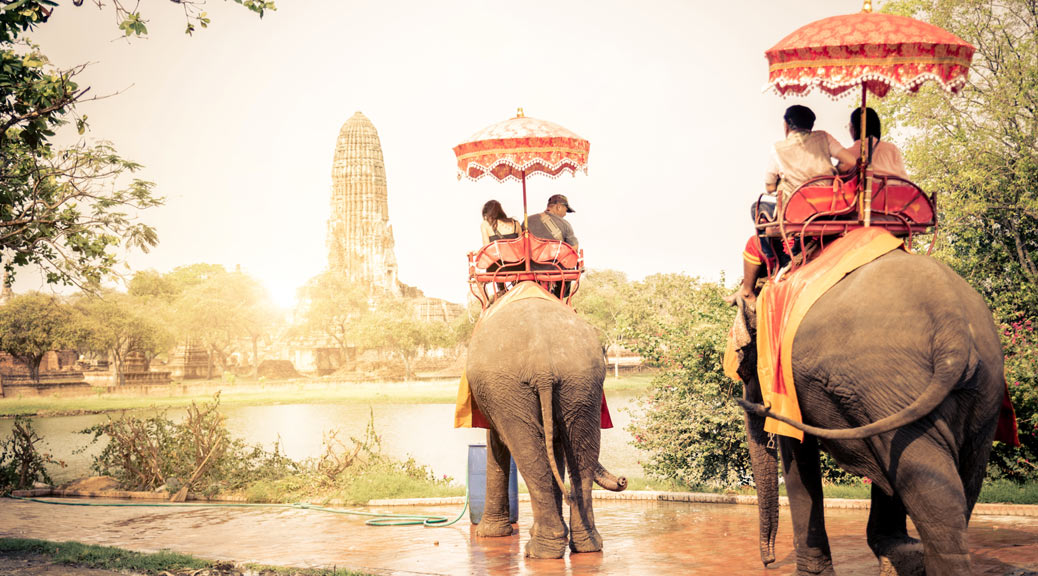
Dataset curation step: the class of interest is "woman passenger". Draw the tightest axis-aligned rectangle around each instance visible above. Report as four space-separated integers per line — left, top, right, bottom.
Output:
848 107 910 180
480 200 521 246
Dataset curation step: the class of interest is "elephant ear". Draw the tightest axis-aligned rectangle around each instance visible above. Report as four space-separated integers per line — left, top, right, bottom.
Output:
724 295 757 382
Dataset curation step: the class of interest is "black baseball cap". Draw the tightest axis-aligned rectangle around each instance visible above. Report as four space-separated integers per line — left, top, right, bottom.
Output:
548 194 575 213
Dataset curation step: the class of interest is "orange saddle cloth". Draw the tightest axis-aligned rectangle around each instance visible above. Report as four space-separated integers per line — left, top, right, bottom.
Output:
453 281 613 429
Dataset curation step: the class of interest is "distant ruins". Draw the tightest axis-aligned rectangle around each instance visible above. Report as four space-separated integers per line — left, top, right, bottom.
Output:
327 112 400 295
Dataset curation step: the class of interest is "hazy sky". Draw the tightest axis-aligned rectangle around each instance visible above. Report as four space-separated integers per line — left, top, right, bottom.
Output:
21 0 878 307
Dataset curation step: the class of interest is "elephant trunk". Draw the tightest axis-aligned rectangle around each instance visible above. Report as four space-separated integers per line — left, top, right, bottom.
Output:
593 463 627 492
747 398 780 564
745 410 778 566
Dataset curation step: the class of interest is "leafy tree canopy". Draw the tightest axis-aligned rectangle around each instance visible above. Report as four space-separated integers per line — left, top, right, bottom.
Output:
0 0 273 288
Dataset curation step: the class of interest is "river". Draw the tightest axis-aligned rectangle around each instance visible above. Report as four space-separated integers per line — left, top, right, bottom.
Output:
0 393 649 485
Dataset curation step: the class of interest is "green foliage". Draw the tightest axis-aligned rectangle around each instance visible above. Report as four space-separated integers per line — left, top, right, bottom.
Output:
295 271 370 354
572 269 633 350
0 416 64 494
880 0 1038 482
0 538 210 574
989 319 1038 480
81 394 297 496
360 295 452 380
624 274 750 489
1 0 273 287
0 292 78 381
81 396 455 502
72 291 174 378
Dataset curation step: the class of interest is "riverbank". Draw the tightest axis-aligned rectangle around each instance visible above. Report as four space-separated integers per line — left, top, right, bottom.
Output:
0 375 655 418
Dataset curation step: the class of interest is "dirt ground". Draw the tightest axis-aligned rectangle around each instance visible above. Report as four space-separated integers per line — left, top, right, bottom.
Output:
0 552 323 576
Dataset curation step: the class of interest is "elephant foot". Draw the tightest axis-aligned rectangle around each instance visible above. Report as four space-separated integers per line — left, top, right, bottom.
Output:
524 536 568 559
873 536 924 576
794 551 835 576
476 516 515 538
569 527 603 553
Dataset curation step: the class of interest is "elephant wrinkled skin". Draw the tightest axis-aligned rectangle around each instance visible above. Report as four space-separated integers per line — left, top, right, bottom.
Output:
735 249 1005 575
466 292 626 559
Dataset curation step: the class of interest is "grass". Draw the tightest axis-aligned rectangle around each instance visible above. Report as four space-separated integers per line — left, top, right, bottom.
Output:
0 375 654 418
0 538 375 575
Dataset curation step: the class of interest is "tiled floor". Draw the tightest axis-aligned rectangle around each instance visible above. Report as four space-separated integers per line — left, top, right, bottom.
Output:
1 497 1036 575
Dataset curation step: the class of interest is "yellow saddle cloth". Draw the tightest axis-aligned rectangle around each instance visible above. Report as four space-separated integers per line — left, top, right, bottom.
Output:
729 228 905 440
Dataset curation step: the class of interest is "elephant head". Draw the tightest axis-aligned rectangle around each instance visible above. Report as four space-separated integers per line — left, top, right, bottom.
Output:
730 295 779 567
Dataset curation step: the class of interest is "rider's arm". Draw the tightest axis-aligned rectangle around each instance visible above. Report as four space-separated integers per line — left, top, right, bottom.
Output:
480 220 491 246
764 152 781 195
827 132 857 173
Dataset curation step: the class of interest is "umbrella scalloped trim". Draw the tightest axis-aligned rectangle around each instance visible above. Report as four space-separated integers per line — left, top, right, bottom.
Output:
764 70 968 99
457 157 588 183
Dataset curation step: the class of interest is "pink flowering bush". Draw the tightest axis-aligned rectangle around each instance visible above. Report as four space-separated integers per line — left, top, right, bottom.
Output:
987 318 1038 482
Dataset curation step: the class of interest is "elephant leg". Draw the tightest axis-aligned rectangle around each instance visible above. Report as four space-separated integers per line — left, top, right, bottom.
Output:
868 487 923 576
779 435 835 576
487 389 568 558
892 437 971 575
559 392 602 553
476 428 515 538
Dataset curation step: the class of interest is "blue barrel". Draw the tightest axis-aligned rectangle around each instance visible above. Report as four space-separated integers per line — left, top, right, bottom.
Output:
467 444 519 525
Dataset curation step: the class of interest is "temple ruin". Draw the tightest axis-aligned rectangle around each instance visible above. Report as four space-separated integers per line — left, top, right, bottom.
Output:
327 111 400 295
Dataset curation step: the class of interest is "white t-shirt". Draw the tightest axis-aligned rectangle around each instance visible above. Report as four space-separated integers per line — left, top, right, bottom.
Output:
848 138 910 180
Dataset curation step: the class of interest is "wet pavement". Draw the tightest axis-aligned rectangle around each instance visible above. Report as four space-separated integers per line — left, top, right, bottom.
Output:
1 497 1037 575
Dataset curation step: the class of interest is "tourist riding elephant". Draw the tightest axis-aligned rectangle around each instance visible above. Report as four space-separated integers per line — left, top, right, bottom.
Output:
732 249 1005 575
466 290 627 559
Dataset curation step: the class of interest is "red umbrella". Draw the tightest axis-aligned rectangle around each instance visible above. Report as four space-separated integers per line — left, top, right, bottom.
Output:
764 1 974 224
765 7 974 98
454 109 589 272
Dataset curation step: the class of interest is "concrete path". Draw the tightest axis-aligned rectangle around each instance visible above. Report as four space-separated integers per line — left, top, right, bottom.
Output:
2 497 1037 575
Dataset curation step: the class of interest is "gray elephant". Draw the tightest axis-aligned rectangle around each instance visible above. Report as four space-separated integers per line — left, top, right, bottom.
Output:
466 290 627 559
733 249 1006 575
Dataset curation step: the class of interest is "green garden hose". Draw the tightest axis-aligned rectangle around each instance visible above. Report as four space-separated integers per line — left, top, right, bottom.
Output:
8 484 469 528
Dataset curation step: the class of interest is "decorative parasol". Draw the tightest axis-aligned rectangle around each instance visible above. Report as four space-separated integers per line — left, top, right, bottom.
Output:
764 0 974 224
453 108 589 269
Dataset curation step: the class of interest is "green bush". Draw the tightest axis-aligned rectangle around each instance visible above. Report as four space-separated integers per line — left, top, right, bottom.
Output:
625 275 752 489
81 393 297 496
0 416 64 494
987 318 1038 482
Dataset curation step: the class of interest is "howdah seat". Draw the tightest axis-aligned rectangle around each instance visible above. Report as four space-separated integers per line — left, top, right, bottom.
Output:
756 174 935 240
468 235 584 306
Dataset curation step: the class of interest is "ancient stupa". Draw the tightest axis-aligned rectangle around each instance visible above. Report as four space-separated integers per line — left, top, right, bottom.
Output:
327 112 400 294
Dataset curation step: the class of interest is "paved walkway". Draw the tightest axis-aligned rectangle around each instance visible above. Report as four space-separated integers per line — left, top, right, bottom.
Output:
2 497 1037 575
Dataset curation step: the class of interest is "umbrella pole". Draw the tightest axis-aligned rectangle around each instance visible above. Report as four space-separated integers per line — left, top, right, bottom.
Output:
522 170 531 272
859 84 872 227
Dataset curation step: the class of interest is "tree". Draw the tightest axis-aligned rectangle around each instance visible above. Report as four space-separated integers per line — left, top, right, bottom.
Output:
360 296 452 381
572 269 633 378
881 0 1038 480
623 275 749 489
0 292 77 382
1 0 273 287
73 291 174 381
295 271 371 364
172 266 277 378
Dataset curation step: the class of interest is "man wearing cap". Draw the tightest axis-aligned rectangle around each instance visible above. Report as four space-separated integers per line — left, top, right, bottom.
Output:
528 194 579 251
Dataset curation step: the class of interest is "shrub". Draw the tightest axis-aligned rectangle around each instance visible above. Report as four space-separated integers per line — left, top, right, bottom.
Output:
987 317 1038 482
0 416 64 494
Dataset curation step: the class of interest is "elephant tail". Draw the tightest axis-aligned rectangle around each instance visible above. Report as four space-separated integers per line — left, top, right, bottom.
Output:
538 378 572 506
738 319 974 441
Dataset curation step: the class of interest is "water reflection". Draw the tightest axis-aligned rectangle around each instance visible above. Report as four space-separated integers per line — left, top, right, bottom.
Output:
0 395 647 484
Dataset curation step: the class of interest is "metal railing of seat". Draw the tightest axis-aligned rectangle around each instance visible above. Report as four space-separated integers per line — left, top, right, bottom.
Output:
753 172 938 273
468 233 584 308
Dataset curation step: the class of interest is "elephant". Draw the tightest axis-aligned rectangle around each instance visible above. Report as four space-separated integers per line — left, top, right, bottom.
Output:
732 249 1005 575
465 290 628 559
